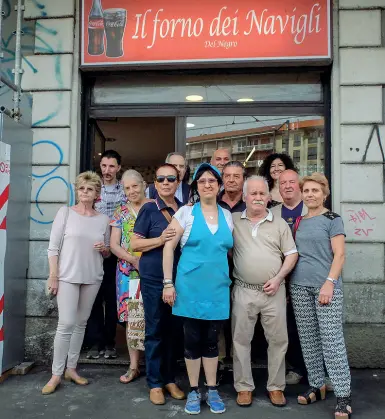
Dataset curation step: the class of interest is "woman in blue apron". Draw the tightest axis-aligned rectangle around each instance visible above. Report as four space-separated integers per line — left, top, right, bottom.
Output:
163 163 234 415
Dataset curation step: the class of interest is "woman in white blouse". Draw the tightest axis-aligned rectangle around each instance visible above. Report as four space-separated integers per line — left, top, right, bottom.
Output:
42 171 111 395
163 163 233 415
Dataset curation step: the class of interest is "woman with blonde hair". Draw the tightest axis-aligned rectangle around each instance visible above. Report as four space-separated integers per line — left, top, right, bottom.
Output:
42 171 111 395
289 173 352 419
110 169 150 384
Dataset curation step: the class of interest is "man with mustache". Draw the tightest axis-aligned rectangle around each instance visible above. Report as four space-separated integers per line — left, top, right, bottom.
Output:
231 176 298 408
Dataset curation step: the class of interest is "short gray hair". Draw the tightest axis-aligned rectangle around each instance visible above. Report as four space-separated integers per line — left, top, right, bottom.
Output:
165 152 185 164
222 161 247 178
243 175 270 196
121 169 144 185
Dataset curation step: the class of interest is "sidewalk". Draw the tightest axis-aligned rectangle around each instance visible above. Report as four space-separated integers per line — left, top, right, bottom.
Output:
0 366 383 419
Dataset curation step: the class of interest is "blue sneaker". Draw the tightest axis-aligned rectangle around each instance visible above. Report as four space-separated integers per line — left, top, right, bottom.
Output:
185 390 201 415
206 389 226 414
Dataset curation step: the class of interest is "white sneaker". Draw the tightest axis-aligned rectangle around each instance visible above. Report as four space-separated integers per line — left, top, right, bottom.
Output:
285 371 303 385
325 377 334 392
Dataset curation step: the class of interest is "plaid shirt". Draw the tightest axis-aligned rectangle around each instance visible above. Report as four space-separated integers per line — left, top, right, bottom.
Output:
95 182 127 220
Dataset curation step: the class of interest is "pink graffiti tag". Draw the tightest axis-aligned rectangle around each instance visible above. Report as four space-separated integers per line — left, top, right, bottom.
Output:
347 208 376 224
354 228 374 237
346 208 376 237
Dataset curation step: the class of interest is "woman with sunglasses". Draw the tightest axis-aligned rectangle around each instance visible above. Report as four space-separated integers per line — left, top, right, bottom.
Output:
131 163 185 406
163 163 234 415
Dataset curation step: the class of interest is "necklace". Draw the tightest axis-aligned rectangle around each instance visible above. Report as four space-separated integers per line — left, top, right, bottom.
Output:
209 216 214 220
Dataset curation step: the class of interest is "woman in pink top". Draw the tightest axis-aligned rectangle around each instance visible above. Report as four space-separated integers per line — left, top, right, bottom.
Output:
42 171 111 395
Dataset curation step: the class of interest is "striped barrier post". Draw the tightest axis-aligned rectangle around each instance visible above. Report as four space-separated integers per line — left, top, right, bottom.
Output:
0 142 11 376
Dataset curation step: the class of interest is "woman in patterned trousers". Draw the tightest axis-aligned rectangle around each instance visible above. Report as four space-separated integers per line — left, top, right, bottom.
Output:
289 173 352 419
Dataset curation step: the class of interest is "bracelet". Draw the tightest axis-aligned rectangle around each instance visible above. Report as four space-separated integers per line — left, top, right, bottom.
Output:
163 284 175 289
326 277 338 285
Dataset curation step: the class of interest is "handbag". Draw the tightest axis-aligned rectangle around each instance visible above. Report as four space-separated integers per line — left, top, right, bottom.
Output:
293 215 303 240
126 283 145 351
45 206 69 299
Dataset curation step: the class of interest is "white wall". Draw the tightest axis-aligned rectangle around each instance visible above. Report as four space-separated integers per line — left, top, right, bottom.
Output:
333 0 385 367
21 0 80 360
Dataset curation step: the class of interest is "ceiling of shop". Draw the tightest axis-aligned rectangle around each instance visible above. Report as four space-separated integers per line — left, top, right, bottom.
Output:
94 117 175 168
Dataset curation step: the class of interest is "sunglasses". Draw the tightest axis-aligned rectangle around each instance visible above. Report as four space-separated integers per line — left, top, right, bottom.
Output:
156 175 178 183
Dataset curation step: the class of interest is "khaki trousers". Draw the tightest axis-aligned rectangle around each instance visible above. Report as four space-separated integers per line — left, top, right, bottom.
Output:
232 283 288 392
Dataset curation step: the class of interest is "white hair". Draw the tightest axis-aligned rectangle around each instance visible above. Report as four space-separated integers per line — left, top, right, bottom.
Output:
121 169 144 184
243 175 270 196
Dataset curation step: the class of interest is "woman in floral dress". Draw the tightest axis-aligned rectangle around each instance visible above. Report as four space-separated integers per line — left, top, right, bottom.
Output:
110 169 150 383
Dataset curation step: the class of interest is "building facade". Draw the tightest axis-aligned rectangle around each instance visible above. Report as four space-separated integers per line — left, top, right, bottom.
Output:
1 0 384 368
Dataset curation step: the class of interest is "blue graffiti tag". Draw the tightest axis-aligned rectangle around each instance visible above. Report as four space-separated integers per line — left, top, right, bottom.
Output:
31 0 47 17
30 141 75 225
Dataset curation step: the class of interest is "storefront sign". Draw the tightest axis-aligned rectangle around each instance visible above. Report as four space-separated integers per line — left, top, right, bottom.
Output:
81 0 331 67
0 142 10 376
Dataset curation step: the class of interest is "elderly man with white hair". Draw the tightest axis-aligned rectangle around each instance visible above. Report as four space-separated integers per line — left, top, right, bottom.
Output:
231 176 298 408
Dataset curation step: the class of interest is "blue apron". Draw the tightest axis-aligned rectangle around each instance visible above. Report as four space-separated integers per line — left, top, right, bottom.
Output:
173 202 233 320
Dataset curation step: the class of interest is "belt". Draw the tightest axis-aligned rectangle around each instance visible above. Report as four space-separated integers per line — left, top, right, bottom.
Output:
234 279 265 292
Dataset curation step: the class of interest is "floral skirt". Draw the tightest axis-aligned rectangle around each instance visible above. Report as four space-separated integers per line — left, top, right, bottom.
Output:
116 260 144 351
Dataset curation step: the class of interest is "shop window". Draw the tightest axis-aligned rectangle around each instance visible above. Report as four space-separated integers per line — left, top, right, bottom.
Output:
93 73 322 105
186 116 324 177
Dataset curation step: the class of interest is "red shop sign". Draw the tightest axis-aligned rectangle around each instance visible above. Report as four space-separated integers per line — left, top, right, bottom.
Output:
81 0 331 67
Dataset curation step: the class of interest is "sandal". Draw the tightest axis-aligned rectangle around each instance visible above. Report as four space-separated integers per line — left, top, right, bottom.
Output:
298 385 326 405
335 396 352 419
119 368 140 384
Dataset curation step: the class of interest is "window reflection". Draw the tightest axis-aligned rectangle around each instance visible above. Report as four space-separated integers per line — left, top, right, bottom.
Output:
93 73 322 104
186 116 324 177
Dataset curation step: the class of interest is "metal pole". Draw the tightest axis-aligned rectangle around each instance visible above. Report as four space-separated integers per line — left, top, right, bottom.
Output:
13 0 24 121
0 0 4 62
0 75 18 92
0 106 14 119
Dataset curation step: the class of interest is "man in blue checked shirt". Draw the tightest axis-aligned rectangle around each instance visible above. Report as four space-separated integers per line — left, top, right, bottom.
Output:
86 150 126 360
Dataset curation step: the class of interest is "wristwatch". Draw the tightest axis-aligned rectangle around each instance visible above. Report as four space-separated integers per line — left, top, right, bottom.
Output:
326 277 338 285
163 279 173 285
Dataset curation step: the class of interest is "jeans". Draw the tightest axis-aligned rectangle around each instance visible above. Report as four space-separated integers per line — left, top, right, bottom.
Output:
141 279 177 389
53 282 101 375
85 255 117 350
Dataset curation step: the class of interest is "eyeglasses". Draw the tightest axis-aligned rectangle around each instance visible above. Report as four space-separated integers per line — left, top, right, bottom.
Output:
197 178 217 186
156 175 177 183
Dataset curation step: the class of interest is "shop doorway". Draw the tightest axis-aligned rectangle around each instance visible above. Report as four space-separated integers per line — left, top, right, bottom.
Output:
80 69 329 366
92 117 176 183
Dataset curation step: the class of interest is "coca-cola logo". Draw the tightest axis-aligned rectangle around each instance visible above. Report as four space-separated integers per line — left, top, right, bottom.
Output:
105 20 125 28
89 19 104 28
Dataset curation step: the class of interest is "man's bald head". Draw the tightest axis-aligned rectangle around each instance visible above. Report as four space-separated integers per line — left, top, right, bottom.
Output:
211 148 231 173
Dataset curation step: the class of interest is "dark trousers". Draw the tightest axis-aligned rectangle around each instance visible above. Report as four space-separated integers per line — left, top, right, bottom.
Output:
184 318 222 360
86 255 117 350
141 279 177 389
286 296 307 376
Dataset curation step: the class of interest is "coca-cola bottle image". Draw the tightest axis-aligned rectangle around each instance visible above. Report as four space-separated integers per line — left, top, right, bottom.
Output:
103 8 127 58
88 0 105 56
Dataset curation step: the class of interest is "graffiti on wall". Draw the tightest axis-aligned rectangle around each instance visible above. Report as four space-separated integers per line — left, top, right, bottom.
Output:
344 124 384 239
1 1 74 224
30 140 75 225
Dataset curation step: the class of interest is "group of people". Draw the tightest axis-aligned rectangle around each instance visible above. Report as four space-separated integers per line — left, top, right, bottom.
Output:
42 147 352 419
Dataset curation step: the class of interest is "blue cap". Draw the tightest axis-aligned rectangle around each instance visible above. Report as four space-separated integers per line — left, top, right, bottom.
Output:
192 163 221 181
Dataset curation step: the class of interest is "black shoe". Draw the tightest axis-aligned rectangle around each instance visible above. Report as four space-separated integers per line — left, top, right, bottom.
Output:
86 345 100 359
104 347 117 359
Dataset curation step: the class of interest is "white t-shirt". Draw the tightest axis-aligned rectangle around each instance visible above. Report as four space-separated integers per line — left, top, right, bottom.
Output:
174 205 234 248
